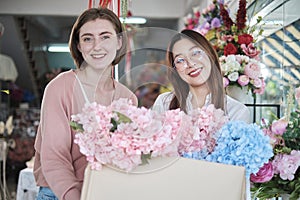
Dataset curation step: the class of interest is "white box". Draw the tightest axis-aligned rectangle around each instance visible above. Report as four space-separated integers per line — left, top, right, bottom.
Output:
81 157 246 200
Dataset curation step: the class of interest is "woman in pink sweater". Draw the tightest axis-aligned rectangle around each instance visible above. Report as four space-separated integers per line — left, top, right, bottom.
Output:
34 8 137 200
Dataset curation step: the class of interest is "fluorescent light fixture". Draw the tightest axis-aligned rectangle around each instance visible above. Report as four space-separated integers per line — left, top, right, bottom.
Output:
48 44 69 52
119 17 147 24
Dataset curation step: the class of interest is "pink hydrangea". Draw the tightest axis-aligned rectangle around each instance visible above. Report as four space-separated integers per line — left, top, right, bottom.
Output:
72 98 184 172
178 104 229 154
272 150 300 181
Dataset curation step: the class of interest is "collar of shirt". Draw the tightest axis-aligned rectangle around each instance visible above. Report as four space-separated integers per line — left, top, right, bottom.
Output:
186 92 211 112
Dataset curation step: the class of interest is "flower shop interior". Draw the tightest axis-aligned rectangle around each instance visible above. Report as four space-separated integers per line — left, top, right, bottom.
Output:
0 0 300 199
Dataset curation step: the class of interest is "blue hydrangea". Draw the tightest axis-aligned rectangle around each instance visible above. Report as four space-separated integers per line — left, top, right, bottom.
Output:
182 121 274 178
182 149 209 160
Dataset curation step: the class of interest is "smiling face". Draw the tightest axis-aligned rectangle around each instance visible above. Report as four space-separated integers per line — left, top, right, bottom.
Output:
77 18 122 70
172 38 211 87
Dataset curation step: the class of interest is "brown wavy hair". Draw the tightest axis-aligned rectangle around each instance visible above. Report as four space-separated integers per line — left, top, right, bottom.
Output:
69 8 127 68
167 29 225 113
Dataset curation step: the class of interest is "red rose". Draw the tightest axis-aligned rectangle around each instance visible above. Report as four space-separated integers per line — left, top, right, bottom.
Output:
223 43 237 56
238 34 253 45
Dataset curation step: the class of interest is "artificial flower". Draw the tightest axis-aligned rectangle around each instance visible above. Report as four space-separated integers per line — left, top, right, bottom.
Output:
182 120 273 180
237 75 249 86
244 61 261 79
237 33 253 45
203 121 273 178
250 162 274 183
241 43 260 58
251 86 300 199
5 116 14 135
71 98 183 172
0 115 14 136
272 150 300 181
228 72 239 82
271 119 288 136
224 43 238 56
184 0 265 97
253 79 266 95
223 77 229 87
178 104 228 157
0 121 4 134
184 0 224 44
211 17 221 28
252 78 262 88
217 0 262 58
220 54 265 95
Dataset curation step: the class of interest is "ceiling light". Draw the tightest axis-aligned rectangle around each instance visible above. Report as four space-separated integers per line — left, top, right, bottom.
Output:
119 17 147 24
47 44 69 52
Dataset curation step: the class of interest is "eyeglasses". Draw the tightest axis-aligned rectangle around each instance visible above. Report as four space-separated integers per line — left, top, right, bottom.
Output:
173 48 206 71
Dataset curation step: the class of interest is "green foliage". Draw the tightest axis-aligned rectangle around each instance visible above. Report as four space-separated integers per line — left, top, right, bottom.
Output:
283 110 300 150
110 111 132 132
141 152 152 165
251 84 300 199
251 169 300 200
70 121 83 132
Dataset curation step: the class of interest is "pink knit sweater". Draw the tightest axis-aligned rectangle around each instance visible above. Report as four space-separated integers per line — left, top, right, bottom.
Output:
34 70 137 200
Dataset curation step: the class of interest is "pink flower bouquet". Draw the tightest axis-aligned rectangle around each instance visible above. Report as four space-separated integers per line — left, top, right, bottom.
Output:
184 0 266 98
70 98 183 172
220 54 265 95
178 104 229 157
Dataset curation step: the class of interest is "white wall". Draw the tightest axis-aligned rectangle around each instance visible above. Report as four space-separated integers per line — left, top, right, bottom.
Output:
0 0 87 16
0 0 191 18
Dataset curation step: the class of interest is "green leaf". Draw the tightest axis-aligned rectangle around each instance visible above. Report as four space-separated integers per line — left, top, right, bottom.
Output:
70 121 84 132
110 118 118 132
256 16 263 24
114 111 132 123
283 110 300 150
110 111 132 132
141 152 152 165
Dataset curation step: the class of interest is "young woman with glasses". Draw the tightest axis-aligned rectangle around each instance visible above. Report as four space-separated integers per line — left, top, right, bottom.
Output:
152 29 250 123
